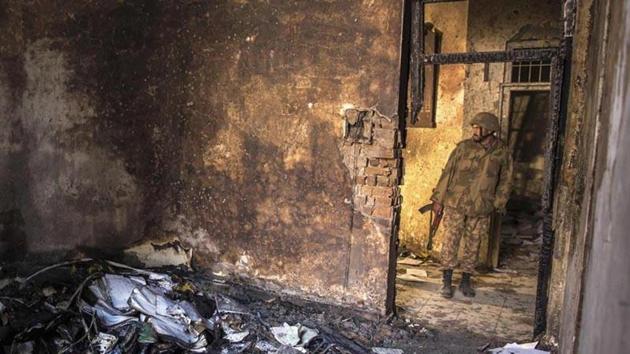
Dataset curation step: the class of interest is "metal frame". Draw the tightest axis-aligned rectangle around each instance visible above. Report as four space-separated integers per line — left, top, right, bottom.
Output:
422 48 558 65
395 0 574 337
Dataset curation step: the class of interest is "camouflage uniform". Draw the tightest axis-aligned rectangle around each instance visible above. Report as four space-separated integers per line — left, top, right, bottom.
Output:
432 138 513 272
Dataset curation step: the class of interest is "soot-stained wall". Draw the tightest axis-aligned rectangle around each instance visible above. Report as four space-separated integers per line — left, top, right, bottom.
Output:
0 0 404 312
0 1 196 258
173 1 403 311
576 0 630 349
547 0 630 350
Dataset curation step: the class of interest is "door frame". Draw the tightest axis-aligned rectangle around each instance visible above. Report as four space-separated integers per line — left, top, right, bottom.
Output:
390 0 574 338
499 83 551 141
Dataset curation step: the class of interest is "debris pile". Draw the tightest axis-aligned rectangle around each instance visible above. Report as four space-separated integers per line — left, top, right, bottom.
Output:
497 210 544 274
489 341 550 354
0 259 413 353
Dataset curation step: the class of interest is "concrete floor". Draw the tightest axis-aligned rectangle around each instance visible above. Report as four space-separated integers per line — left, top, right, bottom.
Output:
396 215 540 344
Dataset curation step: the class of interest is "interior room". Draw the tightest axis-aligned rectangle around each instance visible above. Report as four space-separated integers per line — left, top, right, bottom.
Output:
0 0 629 353
395 0 561 343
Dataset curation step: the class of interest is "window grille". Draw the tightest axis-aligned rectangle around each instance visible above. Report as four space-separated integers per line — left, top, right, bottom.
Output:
511 59 551 83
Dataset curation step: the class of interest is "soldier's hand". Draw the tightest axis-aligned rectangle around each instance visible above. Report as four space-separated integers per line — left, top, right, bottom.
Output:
432 202 443 215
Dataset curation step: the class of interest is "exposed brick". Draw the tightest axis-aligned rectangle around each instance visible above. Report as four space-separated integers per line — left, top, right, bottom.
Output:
353 194 366 207
374 195 393 206
364 196 376 208
379 158 399 168
376 175 391 187
365 166 392 176
377 118 397 130
372 128 396 148
362 145 396 159
373 217 393 229
354 156 369 168
361 185 394 198
366 175 377 186
371 205 393 219
358 204 374 216
374 222 392 235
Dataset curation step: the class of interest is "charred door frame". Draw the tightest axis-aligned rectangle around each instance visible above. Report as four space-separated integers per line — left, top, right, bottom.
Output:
392 0 574 338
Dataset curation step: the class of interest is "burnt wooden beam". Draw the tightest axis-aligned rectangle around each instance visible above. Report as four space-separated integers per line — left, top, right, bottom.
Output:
532 0 577 336
533 36 572 337
421 48 558 65
410 0 424 123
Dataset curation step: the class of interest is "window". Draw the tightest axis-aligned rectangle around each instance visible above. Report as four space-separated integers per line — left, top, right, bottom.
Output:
408 24 441 128
511 59 551 83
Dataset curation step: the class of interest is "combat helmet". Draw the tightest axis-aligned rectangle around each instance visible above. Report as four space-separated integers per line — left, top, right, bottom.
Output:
470 112 500 132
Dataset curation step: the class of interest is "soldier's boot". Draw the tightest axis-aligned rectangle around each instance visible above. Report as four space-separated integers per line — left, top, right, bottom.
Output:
459 272 476 297
440 269 454 298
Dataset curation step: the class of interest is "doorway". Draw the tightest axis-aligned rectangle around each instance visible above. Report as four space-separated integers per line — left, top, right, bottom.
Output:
392 0 568 345
396 85 549 343
508 90 550 210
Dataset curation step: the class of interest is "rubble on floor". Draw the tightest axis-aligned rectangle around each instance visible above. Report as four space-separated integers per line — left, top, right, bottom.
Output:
0 259 435 353
497 210 543 274
489 341 549 354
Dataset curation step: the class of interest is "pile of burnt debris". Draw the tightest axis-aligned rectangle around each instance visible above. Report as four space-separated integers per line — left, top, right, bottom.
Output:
0 259 429 353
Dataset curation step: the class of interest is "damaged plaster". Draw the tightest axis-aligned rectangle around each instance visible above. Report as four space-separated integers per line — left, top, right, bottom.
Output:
0 0 404 313
1 38 144 254
170 1 403 312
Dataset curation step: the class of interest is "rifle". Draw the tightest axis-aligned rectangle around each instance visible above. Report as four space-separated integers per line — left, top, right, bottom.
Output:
418 203 443 251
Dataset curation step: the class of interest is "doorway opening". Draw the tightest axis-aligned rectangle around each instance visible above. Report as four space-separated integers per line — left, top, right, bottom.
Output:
391 0 569 345
508 90 550 210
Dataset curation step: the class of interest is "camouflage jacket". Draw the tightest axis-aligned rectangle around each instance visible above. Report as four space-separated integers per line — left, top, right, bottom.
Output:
431 138 513 216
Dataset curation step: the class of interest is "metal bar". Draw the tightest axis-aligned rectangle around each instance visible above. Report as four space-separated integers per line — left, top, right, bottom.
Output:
410 0 424 123
421 48 558 65
533 37 571 337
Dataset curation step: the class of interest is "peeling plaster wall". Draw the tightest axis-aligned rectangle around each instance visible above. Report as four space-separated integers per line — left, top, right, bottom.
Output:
399 2 468 254
0 0 26 256
575 1 630 351
547 0 630 351
173 1 403 312
544 0 593 343
0 1 189 258
0 1 403 312
26 39 145 250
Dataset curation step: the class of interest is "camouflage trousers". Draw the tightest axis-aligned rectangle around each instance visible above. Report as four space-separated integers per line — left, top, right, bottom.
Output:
440 209 490 273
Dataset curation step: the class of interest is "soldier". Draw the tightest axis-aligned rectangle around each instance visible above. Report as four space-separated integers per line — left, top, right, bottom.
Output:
431 112 513 298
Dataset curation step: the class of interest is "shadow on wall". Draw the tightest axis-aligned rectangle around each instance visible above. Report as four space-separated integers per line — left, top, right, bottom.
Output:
0 1 194 257
0 0 357 262
0 210 27 261
1 0 403 311
147 0 398 307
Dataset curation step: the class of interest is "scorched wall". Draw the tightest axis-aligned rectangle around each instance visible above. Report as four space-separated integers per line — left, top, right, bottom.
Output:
0 0 404 312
